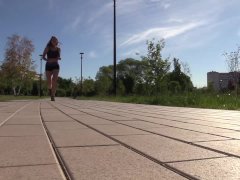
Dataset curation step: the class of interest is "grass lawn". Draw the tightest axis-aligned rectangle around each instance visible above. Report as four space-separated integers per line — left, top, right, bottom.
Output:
2 93 240 111
0 95 47 102
76 93 240 110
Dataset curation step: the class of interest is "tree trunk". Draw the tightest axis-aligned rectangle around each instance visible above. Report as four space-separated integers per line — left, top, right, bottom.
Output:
12 87 16 96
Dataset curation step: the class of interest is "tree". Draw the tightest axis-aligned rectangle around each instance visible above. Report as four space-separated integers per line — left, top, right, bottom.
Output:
168 58 193 93
223 46 240 94
58 77 75 96
117 58 144 94
83 77 95 96
95 66 113 95
143 39 171 95
181 61 192 77
1 34 35 95
168 81 181 94
0 68 6 94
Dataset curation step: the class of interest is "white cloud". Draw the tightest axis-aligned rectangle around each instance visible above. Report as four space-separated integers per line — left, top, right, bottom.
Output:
120 21 205 47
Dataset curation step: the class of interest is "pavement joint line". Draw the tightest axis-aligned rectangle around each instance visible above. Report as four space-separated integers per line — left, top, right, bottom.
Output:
106 103 240 118
61 101 240 132
44 121 75 122
110 134 153 137
191 139 238 143
0 102 32 128
78 108 240 140
87 107 240 132
131 119 240 140
0 163 57 169
56 144 120 149
50 102 200 180
111 120 139 121
3 124 41 126
39 103 71 180
55 101 240 159
81 103 240 127
120 123 240 159
0 135 44 138
163 156 227 164
67 101 240 121
58 101 240 141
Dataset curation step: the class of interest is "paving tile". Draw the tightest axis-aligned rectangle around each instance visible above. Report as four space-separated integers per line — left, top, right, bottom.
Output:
0 113 14 124
78 109 135 121
70 114 116 125
140 117 236 134
41 112 74 122
146 127 230 142
48 128 116 147
91 124 151 136
5 116 42 125
45 121 88 131
195 140 240 156
120 121 165 129
59 146 186 180
53 106 84 115
0 164 64 180
115 135 226 162
0 137 56 167
216 132 240 139
168 157 240 179
0 125 45 137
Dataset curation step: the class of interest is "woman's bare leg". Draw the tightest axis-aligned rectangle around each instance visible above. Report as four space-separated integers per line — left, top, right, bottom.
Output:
46 71 53 90
51 69 59 97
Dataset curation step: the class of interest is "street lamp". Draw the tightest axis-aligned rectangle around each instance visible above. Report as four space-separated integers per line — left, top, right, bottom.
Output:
80 52 84 96
113 0 117 96
39 54 43 97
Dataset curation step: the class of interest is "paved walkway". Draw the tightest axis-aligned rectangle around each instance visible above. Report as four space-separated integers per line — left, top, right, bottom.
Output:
0 98 240 180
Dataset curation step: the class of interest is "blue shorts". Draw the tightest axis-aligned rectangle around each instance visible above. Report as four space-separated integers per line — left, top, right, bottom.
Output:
45 62 59 71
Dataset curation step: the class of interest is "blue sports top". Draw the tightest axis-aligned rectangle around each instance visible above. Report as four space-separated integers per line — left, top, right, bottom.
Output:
47 49 60 59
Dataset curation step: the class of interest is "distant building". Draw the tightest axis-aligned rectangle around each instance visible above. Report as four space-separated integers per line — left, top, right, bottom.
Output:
207 71 240 91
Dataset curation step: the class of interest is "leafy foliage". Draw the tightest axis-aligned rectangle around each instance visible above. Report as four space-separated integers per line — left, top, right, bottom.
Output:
1 34 35 95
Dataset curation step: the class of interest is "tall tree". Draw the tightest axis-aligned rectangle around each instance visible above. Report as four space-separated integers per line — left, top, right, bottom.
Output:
1 34 35 95
143 39 171 95
83 77 95 96
95 65 113 95
117 58 144 94
223 46 240 94
168 58 193 93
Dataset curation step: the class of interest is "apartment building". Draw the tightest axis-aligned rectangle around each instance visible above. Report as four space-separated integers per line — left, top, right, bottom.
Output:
207 71 240 91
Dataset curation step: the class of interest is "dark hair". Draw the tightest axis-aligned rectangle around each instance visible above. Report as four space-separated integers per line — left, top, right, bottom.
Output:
46 36 58 48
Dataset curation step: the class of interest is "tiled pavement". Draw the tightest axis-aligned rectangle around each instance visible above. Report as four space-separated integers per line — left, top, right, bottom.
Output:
0 98 240 180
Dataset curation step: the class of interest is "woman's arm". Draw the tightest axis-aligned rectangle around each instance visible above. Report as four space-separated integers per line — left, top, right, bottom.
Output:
42 47 48 61
58 48 61 60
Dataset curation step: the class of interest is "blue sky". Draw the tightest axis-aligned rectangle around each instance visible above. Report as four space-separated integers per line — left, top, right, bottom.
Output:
0 0 240 87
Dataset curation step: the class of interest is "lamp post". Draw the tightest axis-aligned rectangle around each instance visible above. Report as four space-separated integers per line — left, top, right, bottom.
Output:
39 54 43 97
113 0 117 96
80 52 84 96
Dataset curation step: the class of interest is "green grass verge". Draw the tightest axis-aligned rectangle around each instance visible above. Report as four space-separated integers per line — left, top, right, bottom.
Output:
76 93 240 110
0 95 47 102
2 93 240 110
